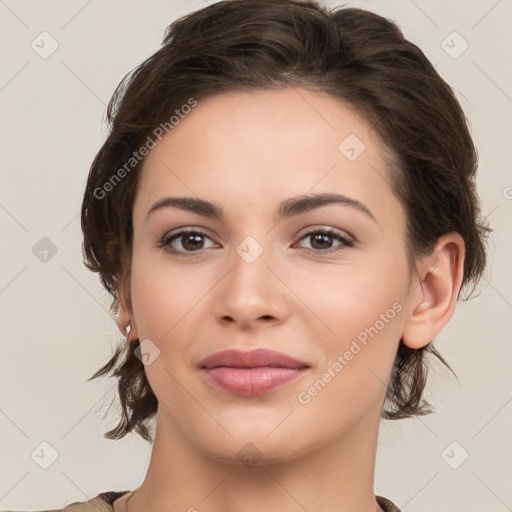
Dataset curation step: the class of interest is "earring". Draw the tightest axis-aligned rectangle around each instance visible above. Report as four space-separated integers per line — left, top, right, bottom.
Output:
126 324 132 338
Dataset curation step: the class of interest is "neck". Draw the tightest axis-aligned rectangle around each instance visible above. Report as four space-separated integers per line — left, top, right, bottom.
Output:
125 407 385 512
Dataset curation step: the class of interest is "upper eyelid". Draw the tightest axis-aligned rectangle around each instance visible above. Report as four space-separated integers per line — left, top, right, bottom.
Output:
162 226 217 242
162 225 352 236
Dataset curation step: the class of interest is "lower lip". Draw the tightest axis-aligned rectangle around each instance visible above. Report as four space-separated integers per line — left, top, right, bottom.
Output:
201 366 309 396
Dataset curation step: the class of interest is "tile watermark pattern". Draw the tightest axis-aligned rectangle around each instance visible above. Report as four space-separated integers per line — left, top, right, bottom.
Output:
236 236 264 264
134 339 161 366
30 442 59 470
237 442 263 468
31 237 58 263
441 441 469 469
441 31 469 59
338 133 366 161
30 31 59 59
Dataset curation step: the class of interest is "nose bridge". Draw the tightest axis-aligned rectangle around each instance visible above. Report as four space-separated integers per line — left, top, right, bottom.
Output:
231 233 276 298
214 232 288 326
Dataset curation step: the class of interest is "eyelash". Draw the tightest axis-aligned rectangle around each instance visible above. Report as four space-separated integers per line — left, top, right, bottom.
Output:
156 227 355 257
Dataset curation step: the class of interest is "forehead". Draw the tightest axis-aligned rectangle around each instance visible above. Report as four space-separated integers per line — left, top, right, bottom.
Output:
133 87 397 221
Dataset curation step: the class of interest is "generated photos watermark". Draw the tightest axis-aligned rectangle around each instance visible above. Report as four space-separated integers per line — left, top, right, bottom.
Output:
297 301 403 405
93 97 198 200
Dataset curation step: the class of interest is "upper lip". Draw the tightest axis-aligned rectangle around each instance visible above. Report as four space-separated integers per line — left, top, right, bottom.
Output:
199 348 310 369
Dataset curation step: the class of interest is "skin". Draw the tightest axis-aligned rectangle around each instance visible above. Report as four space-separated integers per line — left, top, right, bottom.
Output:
113 87 465 512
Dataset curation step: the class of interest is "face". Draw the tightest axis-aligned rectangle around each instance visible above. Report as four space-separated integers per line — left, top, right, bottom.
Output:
125 87 414 463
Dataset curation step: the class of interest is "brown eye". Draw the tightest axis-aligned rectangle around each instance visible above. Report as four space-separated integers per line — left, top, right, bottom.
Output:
158 229 217 256
296 228 354 253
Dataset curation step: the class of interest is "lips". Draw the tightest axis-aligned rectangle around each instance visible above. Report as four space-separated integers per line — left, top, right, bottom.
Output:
199 348 310 397
198 348 310 370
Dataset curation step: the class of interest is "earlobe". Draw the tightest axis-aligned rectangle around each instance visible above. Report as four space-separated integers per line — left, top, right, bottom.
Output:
402 233 465 350
116 275 139 341
116 299 132 338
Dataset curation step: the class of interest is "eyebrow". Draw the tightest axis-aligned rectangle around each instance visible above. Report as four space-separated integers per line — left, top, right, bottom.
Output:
146 193 376 223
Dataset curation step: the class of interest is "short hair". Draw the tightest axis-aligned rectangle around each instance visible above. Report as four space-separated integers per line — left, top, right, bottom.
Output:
81 0 490 441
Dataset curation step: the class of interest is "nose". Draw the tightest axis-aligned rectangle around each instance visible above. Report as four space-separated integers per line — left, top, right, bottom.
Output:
212 241 290 330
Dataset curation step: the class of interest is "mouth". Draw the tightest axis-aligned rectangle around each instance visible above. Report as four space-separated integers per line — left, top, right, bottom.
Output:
198 348 311 396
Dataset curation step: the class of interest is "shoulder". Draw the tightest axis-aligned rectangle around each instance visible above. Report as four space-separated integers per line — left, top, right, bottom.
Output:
1 491 132 512
3 492 397 512
63 491 132 511
376 495 402 512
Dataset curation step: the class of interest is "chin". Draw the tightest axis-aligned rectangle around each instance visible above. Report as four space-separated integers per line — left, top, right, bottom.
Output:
196 424 315 467
204 441 302 467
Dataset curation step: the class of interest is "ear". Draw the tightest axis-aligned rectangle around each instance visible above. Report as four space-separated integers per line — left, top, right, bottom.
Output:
116 273 139 341
402 232 465 349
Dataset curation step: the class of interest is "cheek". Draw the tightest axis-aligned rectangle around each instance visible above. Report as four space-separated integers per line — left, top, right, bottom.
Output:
129 245 207 340
291 245 408 339
331 265 406 337
294 306 404 430
128 254 209 408
291 254 408 409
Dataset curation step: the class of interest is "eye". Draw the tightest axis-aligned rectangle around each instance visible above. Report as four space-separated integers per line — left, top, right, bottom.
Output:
294 228 354 254
157 228 217 256
157 226 354 257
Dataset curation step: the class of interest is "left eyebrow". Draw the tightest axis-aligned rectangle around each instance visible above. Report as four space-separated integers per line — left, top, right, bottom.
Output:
278 193 376 222
146 192 376 223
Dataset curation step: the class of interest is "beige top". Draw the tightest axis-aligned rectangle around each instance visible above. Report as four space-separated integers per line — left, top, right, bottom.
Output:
2 490 403 511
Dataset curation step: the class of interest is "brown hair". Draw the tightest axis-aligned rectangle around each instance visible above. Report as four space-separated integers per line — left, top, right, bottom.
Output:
81 0 490 441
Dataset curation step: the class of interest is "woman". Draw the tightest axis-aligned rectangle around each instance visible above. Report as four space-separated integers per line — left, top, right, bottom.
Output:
14 0 490 510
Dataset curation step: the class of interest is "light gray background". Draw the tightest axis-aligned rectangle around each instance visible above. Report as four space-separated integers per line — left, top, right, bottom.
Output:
0 0 510 510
